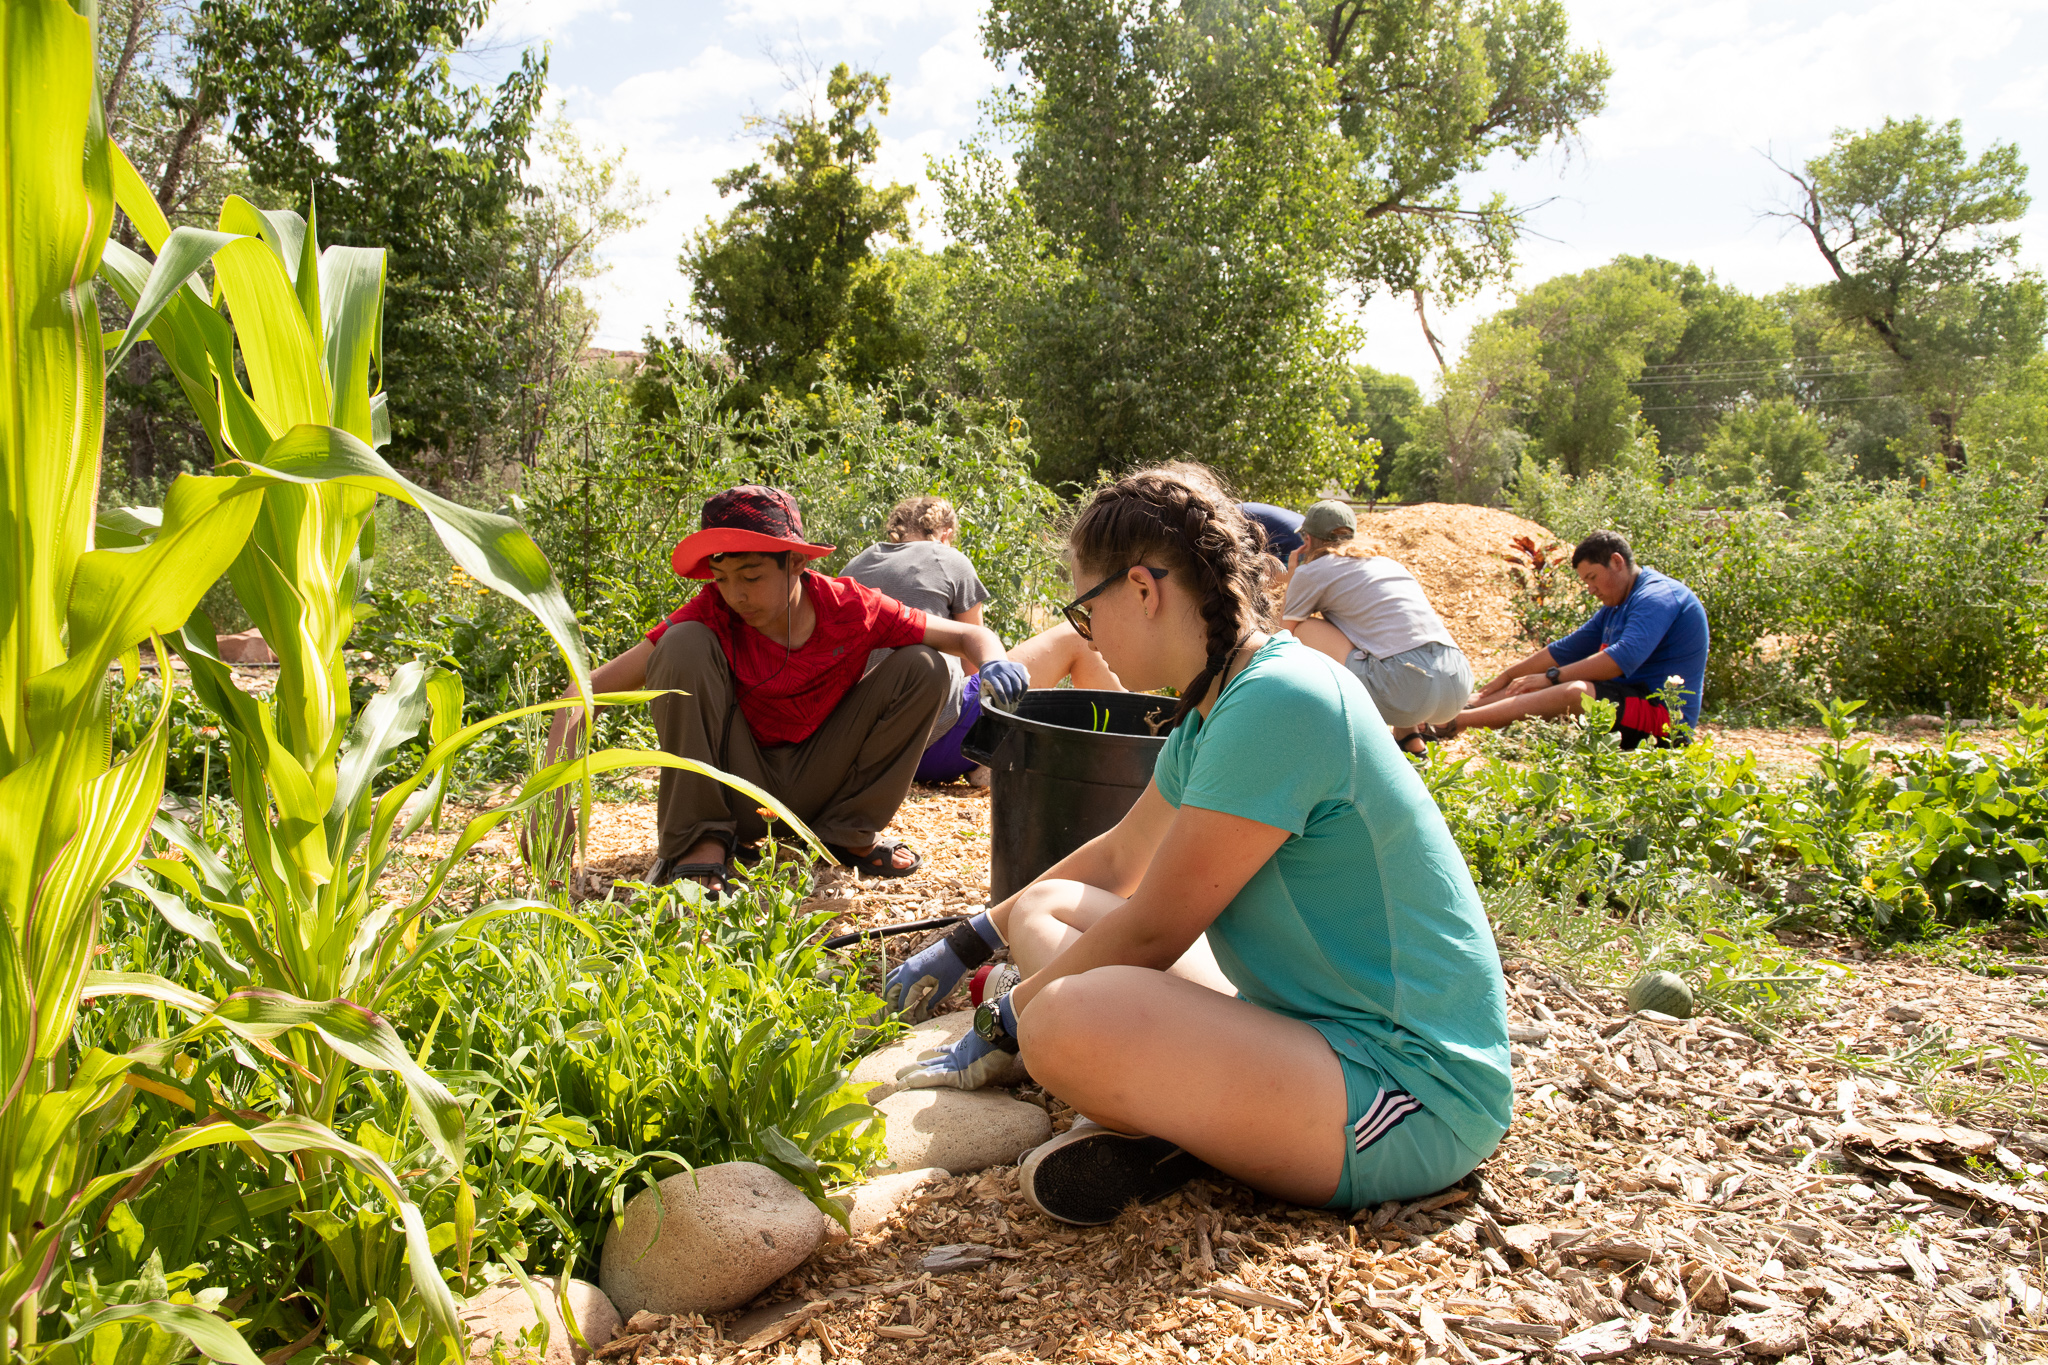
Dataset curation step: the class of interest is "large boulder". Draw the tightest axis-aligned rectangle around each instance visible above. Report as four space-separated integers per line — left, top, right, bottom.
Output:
598 1162 825 1318
876 1089 1050 1175
460 1277 620 1365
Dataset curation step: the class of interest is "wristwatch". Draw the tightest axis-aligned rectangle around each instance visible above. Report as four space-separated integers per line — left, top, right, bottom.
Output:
973 993 1021 1054
1545 666 1561 685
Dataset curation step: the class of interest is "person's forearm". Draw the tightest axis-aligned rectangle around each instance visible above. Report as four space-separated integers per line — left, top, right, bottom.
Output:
959 624 1009 671
986 827 1143 936
1556 652 1622 683
1507 647 1556 683
1009 895 1193 1014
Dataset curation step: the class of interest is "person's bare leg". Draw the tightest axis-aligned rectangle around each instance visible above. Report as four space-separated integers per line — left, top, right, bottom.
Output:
1457 679 1594 731
1010 622 1126 691
996 878 1233 994
1019 966 1347 1206
1290 617 1353 667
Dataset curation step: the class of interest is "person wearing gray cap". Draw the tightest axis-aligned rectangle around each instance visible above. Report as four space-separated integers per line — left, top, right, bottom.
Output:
1278 500 1473 755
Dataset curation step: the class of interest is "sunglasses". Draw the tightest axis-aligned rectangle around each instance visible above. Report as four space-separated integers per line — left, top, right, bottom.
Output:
1062 565 1169 641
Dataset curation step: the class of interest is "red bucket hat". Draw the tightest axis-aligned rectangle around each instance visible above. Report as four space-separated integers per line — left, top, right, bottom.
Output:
671 485 835 580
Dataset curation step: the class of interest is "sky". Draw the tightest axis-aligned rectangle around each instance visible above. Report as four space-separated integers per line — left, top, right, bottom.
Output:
474 0 2048 388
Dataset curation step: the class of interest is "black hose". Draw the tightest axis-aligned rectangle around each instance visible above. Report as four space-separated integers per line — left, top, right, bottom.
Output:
821 914 968 951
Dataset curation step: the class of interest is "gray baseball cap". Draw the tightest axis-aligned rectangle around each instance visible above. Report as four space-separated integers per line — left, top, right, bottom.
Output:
1301 500 1357 539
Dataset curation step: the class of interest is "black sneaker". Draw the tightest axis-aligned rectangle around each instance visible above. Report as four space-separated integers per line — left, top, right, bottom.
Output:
1018 1119 1209 1226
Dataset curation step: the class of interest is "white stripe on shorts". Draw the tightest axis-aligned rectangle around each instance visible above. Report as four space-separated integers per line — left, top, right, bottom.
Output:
1352 1087 1423 1152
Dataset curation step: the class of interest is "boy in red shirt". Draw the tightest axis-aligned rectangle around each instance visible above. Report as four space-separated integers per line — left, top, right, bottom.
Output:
540 486 1027 895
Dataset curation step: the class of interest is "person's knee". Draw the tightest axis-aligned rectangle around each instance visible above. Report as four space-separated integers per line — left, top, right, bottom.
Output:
647 622 722 688
876 643 948 698
1017 966 1153 1080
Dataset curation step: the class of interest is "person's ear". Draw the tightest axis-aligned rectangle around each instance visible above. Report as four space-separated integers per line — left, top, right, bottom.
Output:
1131 565 1158 618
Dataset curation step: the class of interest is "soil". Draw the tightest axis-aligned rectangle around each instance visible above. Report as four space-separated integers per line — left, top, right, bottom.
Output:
407 786 2048 1365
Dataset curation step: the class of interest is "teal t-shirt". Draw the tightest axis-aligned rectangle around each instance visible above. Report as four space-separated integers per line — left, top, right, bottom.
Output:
1152 637 1512 1157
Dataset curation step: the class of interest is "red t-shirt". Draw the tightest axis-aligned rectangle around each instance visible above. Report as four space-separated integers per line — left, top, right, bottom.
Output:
645 570 929 747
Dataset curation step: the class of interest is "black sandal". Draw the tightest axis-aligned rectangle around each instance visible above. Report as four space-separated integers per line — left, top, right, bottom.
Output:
1395 730 1428 757
647 849 731 900
822 836 922 879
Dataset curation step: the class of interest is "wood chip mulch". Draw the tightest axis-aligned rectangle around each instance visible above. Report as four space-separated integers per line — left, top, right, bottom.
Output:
633 948 2048 1365
389 782 2048 1365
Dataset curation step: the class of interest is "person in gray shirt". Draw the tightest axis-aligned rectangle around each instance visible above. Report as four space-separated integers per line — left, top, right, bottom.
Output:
1278 500 1473 756
846 497 1124 781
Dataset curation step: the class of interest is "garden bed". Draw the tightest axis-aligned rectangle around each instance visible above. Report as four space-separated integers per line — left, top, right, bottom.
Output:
394 780 2048 1365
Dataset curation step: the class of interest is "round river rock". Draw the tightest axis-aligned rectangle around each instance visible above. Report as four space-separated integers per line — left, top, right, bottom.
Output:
598 1161 825 1318
876 1089 1051 1175
460 1276 619 1365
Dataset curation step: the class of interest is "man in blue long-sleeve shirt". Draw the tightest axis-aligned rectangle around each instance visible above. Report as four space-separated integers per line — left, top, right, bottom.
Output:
1444 530 1708 749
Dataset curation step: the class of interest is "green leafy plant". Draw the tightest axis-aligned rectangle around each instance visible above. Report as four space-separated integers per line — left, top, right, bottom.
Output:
397 859 898 1280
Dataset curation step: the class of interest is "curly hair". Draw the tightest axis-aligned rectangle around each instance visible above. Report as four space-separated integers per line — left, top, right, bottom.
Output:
1067 463 1276 729
886 496 959 542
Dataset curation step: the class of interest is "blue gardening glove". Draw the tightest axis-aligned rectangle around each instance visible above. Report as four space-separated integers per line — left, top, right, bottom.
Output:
895 994 1024 1091
884 912 1002 1022
979 659 1030 708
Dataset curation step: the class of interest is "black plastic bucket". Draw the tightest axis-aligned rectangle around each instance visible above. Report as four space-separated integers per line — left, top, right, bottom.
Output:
961 689 1175 902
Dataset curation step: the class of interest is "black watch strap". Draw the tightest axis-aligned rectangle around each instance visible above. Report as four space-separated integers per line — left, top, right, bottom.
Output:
944 919 995 970
1545 666 1561 685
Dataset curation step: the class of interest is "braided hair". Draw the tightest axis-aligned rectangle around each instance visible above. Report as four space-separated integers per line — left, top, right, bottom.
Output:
1068 463 1277 729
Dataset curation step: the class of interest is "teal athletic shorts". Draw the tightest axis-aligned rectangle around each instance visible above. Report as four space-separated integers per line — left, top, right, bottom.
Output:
1325 1046 1490 1213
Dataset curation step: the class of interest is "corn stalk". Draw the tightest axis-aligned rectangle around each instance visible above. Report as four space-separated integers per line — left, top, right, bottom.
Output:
88 11 826 1351
0 1 482 1358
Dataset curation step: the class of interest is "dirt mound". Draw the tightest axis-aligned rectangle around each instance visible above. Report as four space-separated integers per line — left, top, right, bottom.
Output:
1356 502 1562 678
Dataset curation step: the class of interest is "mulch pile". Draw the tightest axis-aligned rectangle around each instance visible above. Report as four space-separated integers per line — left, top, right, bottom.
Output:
399 785 2048 1365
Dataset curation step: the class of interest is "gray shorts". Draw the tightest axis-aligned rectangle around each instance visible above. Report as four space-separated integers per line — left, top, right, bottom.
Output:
1345 641 1473 728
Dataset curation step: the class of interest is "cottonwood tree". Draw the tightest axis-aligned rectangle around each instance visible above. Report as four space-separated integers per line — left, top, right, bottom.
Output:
1507 259 1685 475
1775 117 2044 469
946 0 1362 498
1394 319 1545 504
944 0 1605 499
190 0 548 473
1314 0 1610 306
684 64 922 415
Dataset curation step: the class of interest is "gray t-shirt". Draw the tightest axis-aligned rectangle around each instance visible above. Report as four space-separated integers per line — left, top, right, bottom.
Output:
843 540 991 739
1281 554 1457 659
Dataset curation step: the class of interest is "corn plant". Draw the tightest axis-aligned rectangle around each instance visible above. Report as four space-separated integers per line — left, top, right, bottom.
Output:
87 37 826 1361
0 3 494 1359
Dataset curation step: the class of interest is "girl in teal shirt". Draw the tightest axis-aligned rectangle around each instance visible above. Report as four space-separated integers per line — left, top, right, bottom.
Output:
887 464 1511 1224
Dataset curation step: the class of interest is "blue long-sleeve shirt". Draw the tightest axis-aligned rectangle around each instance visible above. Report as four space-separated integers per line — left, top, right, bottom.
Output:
1548 567 1710 727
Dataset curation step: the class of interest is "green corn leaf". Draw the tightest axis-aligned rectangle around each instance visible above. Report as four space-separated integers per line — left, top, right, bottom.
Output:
760 1126 818 1173
334 660 432 822
43 1300 263 1365
250 423 593 706
104 225 241 373
205 990 465 1169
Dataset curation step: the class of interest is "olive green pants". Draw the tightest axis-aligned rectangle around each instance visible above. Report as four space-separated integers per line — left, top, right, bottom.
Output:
648 621 949 860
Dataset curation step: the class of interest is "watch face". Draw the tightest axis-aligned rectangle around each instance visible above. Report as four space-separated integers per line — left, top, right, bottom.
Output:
974 1001 1000 1043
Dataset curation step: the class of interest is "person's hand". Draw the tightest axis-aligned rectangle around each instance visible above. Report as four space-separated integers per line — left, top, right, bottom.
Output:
895 996 1026 1091
1473 672 1511 702
884 934 975 1021
1286 546 1304 573
979 659 1030 708
1507 674 1553 698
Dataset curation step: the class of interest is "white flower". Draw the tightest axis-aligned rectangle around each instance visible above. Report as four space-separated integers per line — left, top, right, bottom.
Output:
1665 675 1685 690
